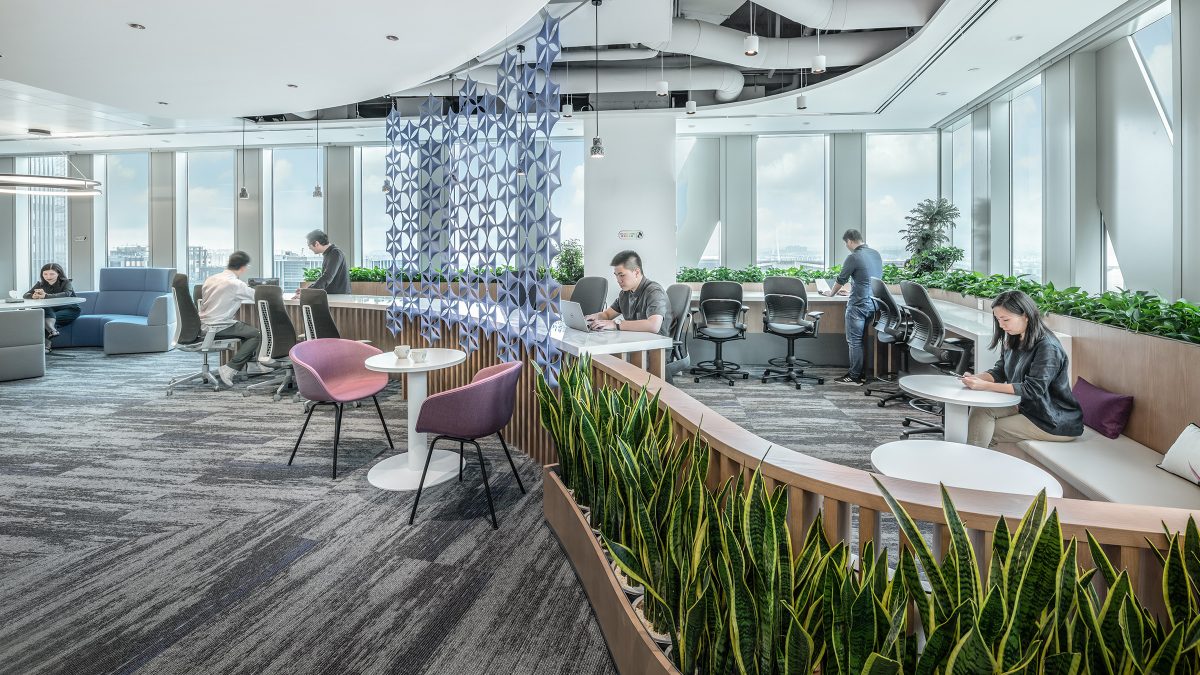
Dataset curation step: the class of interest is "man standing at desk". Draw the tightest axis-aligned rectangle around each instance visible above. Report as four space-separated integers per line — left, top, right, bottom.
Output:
585 250 670 336
821 229 882 385
302 229 351 296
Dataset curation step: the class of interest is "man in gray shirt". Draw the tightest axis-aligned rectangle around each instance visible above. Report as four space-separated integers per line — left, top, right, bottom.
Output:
821 229 883 385
303 229 351 296
585 250 671 336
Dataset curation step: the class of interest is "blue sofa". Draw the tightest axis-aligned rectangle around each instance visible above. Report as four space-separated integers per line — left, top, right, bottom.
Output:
52 267 177 355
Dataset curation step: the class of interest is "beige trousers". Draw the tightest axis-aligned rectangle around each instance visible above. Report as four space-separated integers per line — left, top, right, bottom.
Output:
966 405 1075 448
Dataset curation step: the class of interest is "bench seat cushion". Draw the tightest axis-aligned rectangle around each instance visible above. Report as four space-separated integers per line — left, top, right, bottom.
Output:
1018 428 1200 509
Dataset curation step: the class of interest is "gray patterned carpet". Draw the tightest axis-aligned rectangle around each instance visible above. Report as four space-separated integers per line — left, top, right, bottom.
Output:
0 349 616 675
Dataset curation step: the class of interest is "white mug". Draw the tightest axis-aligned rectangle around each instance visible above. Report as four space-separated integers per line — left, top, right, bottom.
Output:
411 349 429 363
394 345 411 359
7 290 18 299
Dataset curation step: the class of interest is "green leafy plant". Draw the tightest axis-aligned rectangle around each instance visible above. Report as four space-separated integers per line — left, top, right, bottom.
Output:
906 245 965 275
553 239 586 286
903 197 961 256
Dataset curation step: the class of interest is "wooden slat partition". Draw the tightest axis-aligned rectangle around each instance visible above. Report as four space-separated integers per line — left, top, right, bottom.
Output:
588 353 1200 608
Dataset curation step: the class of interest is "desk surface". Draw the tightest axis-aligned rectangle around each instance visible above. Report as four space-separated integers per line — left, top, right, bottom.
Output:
872 439 1063 497
549 322 672 356
899 374 1021 408
364 348 466 374
0 297 85 312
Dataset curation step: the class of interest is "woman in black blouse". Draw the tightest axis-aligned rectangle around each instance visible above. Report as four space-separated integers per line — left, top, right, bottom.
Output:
24 262 81 340
962 290 1083 448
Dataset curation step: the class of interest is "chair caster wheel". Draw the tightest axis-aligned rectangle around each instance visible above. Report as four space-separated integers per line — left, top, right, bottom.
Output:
902 419 911 427
817 379 824 384
761 378 767 384
273 394 282 402
694 378 700 383
901 432 911 439
794 384 802 390
864 389 872 396
242 391 251 397
877 401 886 408
166 390 173 397
742 373 749 379
727 381 735 387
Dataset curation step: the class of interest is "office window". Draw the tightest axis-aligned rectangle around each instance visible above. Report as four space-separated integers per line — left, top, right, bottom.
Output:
864 133 938 266
756 135 826 268
678 137 722 268
360 146 392 269
950 122 973 269
1105 227 1125 291
106 153 150 267
1131 13 1173 125
553 139 586 247
185 151 236 282
27 156 69 274
1011 76 1044 280
272 147 324 290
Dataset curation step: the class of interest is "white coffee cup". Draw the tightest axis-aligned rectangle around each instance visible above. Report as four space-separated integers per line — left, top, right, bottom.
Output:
411 349 429 363
7 291 18 299
394 345 411 359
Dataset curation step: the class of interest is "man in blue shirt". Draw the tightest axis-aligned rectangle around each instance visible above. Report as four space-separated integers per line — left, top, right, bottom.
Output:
821 229 883 385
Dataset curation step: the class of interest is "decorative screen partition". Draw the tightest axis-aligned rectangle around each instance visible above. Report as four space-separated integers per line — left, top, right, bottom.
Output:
384 19 563 382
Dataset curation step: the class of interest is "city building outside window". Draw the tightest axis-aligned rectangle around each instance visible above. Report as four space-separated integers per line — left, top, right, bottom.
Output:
185 151 236 282
106 153 150 268
272 147 324 290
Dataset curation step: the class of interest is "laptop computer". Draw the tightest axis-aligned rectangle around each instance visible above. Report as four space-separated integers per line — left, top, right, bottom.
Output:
248 277 280 287
815 278 833 295
560 300 596 332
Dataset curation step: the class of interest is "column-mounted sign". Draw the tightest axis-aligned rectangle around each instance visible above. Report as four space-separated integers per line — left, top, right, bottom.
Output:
617 230 644 240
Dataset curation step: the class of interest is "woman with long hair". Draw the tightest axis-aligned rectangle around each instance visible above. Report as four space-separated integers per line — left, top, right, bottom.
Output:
24 262 81 342
962 289 1083 448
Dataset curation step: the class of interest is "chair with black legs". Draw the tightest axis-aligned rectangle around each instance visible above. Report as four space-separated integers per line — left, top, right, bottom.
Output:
690 281 750 386
568 276 609 316
665 284 693 384
864 277 913 406
409 361 526 529
898 280 974 439
760 276 824 389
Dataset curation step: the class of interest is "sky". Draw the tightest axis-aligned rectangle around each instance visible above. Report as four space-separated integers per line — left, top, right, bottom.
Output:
272 147 324 259
106 153 149 257
756 135 827 267
864 133 939 265
187 150 236 263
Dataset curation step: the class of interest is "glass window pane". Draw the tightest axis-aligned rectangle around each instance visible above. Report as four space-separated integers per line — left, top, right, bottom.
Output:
272 147 325 290
678 137 722 268
1105 227 1125 291
1132 14 1173 124
864 133 938 266
756 135 826 268
28 156 69 274
1011 78 1044 280
553 139 586 247
186 151 236 282
361 146 391 269
951 123 972 269
106 153 150 267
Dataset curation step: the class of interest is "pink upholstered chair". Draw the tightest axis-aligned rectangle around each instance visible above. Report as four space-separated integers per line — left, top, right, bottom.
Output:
289 339 393 479
409 361 525 529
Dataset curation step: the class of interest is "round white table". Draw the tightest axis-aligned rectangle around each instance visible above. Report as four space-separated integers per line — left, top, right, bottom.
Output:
899 374 1020 444
0 296 86 312
364 348 466 491
871 439 1063 498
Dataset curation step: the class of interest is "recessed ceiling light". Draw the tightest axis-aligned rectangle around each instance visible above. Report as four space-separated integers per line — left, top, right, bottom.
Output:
287 83 299 88
687 124 695 128
142 123 151 127
27 128 51 136
157 101 168 105
386 35 399 41
803 121 811 125
258 136 265 139
1009 35 1024 41
128 23 146 30
357 133 364 137
936 91 948 96
162 140 170 143
744 123 751 127
967 67 981 72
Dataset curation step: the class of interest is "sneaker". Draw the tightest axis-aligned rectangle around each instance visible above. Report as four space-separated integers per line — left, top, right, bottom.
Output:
833 374 863 386
218 365 239 388
245 362 276 375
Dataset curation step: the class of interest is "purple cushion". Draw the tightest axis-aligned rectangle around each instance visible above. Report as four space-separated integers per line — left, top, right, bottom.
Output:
1073 376 1134 439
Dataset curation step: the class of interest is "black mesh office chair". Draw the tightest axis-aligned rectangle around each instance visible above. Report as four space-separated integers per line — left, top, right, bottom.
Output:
864 278 912 406
569 276 608 316
691 281 749 386
898 280 974 438
167 273 239 395
665 283 693 384
760 276 824 389
299 288 341 340
245 285 300 402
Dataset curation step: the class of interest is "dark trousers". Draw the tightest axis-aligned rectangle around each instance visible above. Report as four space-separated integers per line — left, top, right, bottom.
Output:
844 302 873 379
42 306 80 335
215 321 261 370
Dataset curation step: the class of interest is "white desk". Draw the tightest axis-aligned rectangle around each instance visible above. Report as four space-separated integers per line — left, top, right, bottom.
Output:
364 348 466 491
0 297 85 312
872 439 1063 498
898 374 1020 444
549 322 673 378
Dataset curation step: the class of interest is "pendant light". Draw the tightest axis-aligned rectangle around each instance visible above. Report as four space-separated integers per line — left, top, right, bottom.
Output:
237 119 250 199
796 67 810 110
743 2 759 56
685 55 697 114
561 58 574 117
655 51 668 97
812 29 826 74
0 153 102 197
311 116 323 198
589 0 605 159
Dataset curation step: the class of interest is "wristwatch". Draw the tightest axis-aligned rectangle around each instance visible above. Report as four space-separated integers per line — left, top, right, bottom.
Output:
614 316 624 330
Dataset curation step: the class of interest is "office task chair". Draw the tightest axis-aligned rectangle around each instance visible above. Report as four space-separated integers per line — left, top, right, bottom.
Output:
665 283 693 384
864 277 912 406
167 273 239 396
245 285 301 402
569 276 609 316
299 288 341 340
690 281 750 386
760 276 824 390
897 280 975 438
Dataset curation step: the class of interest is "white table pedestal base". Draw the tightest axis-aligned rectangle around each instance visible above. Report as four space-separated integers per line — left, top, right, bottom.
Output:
943 402 969 444
368 448 460 491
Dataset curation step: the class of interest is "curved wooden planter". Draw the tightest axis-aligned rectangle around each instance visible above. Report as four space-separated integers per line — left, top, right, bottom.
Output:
543 466 678 675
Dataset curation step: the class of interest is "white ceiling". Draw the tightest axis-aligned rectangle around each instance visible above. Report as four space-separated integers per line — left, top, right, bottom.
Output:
0 0 544 123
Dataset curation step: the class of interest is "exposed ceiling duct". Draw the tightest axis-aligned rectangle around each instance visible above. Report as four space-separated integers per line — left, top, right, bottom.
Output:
393 64 746 102
468 47 659 69
677 0 744 24
654 18 907 70
753 0 942 30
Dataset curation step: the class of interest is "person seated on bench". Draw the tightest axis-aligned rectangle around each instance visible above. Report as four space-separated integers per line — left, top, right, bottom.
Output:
200 251 274 388
961 290 1083 448
24 262 80 344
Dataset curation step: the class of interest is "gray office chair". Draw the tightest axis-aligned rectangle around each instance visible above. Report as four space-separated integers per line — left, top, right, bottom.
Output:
761 276 824 389
665 283 693 384
690 281 749 386
898 280 974 438
168 273 239 396
569 276 608 316
864 277 912 406
245 285 300 402
299 288 341 340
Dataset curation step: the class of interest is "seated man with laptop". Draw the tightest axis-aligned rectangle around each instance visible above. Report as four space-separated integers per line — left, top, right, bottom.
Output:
581 250 671 336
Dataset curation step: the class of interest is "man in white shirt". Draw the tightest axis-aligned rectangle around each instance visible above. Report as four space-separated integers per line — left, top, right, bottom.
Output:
200 251 269 387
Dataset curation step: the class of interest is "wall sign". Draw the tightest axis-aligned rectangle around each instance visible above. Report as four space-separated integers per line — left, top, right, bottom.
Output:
618 230 644 240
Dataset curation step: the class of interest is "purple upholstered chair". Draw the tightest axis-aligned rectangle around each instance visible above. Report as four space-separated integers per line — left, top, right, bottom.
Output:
289 339 394 479
409 361 525 529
